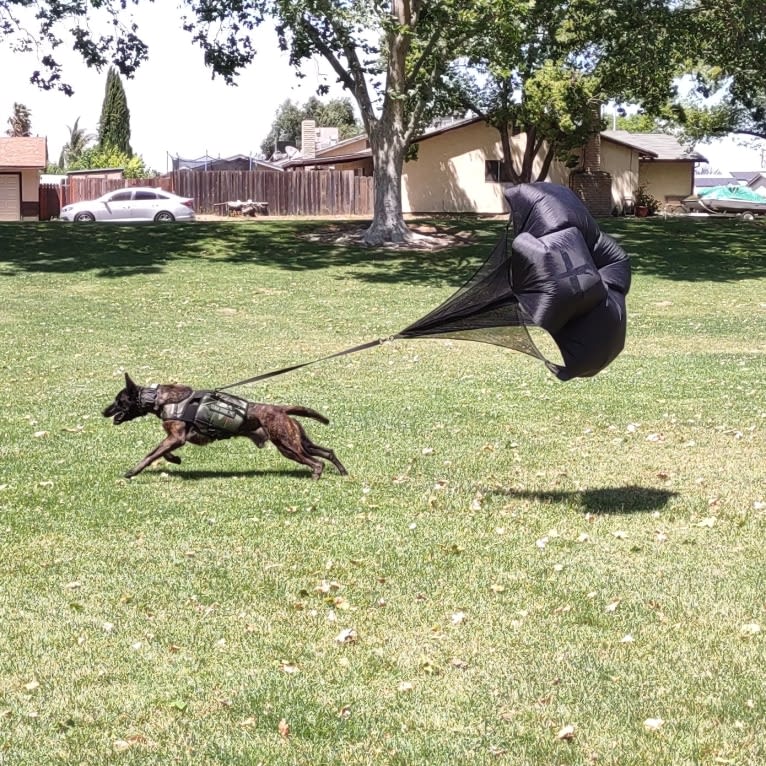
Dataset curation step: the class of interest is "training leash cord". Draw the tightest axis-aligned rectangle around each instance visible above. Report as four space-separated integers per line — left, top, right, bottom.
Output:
215 337 396 392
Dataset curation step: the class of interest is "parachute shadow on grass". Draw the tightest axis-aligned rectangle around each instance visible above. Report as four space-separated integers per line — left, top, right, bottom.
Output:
491 485 678 514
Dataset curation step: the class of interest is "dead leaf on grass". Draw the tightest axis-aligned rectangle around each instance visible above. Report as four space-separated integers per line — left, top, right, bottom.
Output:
278 718 290 738
740 622 761 637
556 724 576 740
334 628 358 644
643 717 664 732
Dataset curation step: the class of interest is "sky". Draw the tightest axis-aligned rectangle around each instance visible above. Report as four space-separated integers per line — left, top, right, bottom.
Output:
1 4 764 176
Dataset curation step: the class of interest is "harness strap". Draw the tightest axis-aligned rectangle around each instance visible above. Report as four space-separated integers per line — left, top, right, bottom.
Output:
215 337 392 391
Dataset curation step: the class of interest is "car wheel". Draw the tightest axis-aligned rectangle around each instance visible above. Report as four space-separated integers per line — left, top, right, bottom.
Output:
154 211 175 223
74 211 95 222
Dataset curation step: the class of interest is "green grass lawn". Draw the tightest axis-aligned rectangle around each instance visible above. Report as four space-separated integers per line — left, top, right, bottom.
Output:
0 215 764 765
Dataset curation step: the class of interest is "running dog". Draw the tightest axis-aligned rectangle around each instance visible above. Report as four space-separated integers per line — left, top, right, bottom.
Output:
103 373 348 480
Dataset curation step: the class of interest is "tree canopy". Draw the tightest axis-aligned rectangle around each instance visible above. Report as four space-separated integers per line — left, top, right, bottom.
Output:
6 102 32 136
260 96 361 157
98 66 133 155
445 0 689 183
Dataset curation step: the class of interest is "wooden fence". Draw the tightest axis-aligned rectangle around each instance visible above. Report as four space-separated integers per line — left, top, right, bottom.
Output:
39 170 374 219
172 170 374 216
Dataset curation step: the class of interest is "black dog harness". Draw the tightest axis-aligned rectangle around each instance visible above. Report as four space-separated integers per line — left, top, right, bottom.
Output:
147 388 249 439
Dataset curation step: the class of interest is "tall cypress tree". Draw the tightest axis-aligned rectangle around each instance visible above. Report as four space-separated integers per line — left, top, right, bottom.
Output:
98 66 133 156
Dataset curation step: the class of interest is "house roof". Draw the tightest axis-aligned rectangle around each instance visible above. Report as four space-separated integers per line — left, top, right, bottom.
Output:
281 149 372 169
282 122 708 171
730 170 765 183
0 136 47 168
695 175 737 188
601 130 707 162
280 119 481 168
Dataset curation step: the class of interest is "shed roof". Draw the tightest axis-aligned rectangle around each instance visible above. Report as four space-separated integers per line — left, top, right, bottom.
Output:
0 136 47 168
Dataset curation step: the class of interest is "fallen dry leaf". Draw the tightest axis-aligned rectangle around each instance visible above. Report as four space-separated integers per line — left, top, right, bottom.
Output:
740 622 761 637
605 599 621 613
556 724 576 740
278 718 290 738
697 517 716 528
397 681 414 693
334 628 358 644
643 717 664 732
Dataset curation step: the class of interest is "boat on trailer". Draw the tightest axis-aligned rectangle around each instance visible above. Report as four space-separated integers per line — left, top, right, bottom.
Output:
683 185 766 215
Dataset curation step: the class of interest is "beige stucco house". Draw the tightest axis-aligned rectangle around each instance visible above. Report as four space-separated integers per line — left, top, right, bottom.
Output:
0 137 48 221
282 118 705 216
600 130 706 211
401 118 572 214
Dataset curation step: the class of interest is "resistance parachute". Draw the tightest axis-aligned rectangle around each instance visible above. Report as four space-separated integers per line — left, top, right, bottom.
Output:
397 182 631 380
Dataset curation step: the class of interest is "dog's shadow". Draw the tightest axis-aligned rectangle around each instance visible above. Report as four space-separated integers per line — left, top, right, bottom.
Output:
167 468 315 481
489 484 678 514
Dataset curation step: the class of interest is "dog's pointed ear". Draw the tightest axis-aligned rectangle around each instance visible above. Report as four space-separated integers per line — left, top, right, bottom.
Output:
124 372 138 392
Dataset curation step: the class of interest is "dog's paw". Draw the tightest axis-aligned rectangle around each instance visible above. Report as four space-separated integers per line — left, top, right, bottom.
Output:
164 454 182 465
123 471 135 480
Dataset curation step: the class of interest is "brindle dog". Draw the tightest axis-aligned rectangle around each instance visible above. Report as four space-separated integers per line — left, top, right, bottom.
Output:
103 373 348 480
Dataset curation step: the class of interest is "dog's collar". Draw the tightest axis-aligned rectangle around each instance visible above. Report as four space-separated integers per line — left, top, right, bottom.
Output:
139 384 160 412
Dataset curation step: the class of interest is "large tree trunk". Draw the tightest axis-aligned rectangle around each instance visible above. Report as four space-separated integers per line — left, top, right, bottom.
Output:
362 0 416 247
363 124 410 246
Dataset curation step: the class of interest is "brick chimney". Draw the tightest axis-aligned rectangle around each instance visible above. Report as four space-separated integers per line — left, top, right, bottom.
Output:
301 120 316 159
569 105 613 216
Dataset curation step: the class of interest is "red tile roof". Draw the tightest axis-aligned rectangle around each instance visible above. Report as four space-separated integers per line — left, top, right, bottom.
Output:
0 137 48 168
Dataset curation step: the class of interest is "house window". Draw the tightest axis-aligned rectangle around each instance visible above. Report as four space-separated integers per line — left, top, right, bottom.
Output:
485 160 512 182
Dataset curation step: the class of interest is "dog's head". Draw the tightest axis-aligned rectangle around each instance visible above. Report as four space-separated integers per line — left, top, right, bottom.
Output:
102 373 145 425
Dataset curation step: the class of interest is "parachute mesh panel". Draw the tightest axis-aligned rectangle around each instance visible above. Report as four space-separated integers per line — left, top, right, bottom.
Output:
395 231 554 368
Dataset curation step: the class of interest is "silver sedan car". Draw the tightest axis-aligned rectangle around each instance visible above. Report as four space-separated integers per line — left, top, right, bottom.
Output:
60 187 195 223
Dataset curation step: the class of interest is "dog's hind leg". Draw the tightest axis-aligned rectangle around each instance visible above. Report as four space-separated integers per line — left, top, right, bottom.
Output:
302 437 348 476
271 441 325 479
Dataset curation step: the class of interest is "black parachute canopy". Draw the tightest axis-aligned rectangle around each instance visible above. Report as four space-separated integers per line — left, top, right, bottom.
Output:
396 182 631 380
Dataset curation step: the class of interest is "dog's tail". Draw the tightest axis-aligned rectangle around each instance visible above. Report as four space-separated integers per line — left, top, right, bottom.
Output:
282 406 330 425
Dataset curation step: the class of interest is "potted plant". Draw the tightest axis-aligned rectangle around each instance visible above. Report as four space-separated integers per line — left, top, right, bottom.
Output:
635 184 661 217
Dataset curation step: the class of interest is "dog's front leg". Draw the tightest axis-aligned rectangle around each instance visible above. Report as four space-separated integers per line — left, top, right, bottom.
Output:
125 424 187 478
